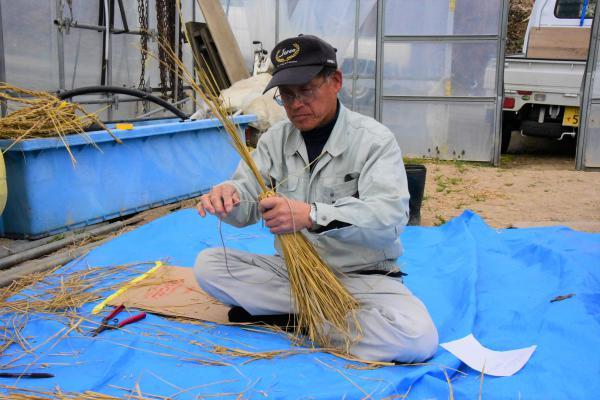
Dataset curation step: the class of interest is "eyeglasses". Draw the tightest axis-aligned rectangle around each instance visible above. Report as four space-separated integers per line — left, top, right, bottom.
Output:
273 78 329 106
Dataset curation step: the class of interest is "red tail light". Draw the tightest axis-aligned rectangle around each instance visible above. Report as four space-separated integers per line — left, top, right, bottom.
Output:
503 97 516 109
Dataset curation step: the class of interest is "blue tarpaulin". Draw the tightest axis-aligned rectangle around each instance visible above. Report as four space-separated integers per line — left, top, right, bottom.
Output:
1 209 599 399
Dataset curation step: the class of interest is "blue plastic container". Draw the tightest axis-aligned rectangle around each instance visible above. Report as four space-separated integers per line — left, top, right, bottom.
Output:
0 116 255 239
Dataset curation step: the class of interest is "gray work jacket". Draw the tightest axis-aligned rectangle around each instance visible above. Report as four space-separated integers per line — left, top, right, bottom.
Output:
222 103 410 274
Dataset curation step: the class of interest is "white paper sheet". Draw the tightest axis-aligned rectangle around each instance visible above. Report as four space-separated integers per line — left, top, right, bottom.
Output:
440 334 537 377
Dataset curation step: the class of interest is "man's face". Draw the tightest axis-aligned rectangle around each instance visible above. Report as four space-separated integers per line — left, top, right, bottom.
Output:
278 70 342 131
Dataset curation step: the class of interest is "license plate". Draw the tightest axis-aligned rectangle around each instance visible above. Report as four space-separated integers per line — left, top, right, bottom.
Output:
563 106 580 127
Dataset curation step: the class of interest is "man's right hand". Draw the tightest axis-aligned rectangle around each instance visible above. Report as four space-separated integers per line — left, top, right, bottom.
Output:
197 184 240 218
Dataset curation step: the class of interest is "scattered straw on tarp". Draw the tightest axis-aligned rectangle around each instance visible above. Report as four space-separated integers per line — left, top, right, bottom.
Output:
0 384 158 399
0 83 120 164
0 262 157 369
157 0 361 352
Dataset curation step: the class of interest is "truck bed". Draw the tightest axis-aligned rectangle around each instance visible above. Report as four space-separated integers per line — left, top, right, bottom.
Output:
504 55 585 107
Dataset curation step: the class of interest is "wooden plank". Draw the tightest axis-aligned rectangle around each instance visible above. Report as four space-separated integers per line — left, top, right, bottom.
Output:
527 27 591 60
197 0 250 83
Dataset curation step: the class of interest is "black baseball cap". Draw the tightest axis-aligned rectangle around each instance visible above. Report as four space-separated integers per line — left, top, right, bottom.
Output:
263 34 337 94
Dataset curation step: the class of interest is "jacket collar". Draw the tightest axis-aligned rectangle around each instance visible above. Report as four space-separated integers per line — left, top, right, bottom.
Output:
283 102 349 158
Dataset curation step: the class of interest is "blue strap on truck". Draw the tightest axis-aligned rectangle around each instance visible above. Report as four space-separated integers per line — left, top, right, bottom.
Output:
580 0 589 26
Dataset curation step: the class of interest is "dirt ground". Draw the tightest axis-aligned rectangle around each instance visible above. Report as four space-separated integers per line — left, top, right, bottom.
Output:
418 134 600 232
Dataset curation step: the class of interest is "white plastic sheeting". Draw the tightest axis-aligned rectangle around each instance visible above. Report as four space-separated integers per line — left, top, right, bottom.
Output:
221 0 378 117
0 0 196 121
221 0 276 73
380 0 506 163
384 0 502 36
2 0 58 91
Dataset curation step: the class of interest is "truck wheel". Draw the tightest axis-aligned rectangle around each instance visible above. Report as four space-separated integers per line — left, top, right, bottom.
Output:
501 124 512 154
501 111 518 154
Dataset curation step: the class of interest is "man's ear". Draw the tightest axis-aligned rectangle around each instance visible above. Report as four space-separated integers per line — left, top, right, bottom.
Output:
332 70 343 92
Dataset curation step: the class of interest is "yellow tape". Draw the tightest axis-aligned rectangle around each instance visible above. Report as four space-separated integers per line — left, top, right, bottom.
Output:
92 261 164 315
444 79 452 97
115 123 134 130
449 0 456 12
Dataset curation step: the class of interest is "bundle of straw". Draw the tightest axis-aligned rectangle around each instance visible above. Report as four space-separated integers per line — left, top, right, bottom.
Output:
0 83 118 163
160 0 361 351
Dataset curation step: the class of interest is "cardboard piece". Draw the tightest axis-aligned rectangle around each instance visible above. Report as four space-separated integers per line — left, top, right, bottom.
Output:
107 266 230 324
527 27 591 60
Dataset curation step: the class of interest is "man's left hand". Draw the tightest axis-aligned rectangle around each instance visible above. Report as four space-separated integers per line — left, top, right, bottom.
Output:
259 196 312 234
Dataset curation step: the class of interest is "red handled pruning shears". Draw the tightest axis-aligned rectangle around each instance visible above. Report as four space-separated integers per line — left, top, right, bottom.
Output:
91 305 146 336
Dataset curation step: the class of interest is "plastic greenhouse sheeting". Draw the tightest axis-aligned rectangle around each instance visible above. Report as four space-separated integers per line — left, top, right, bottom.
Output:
1 209 599 399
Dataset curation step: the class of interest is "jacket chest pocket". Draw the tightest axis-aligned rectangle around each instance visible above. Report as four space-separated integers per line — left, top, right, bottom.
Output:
318 177 359 204
276 175 302 200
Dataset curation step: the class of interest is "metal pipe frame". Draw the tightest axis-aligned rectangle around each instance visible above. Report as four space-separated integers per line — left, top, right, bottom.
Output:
57 0 66 90
382 96 496 103
104 0 113 120
275 0 280 45
174 6 180 103
55 20 145 35
73 96 152 105
136 96 190 119
576 0 600 170
493 0 510 166
384 34 499 42
0 1 6 117
351 0 360 112
374 0 383 121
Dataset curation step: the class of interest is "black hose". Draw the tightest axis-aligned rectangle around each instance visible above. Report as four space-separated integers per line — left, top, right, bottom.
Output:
57 86 189 120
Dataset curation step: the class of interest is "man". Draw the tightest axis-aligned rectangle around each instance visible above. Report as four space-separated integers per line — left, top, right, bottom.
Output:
194 35 438 362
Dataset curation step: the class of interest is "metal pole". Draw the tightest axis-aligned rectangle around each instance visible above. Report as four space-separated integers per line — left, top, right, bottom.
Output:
56 21 145 35
192 1 197 113
576 0 600 170
136 96 189 118
174 3 180 103
0 1 7 117
56 0 66 90
104 0 113 120
351 0 360 111
374 0 384 121
493 0 510 166
275 0 280 45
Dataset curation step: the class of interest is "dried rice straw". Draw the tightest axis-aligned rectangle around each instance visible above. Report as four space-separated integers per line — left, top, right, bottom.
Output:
0 384 156 399
0 262 156 367
0 83 120 164
157 0 361 352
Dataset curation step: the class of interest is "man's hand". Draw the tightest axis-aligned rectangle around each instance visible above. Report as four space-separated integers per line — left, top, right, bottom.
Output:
259 196 312 234
197 184 240 218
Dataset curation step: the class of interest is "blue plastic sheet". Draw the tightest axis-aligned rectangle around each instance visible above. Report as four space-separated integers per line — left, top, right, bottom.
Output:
2 209 599 399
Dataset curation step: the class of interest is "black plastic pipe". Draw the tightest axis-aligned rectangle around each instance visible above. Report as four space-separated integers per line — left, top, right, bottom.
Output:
57 86 189 120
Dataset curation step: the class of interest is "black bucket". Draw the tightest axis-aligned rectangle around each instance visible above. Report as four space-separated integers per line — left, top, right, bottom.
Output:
405 164 427 226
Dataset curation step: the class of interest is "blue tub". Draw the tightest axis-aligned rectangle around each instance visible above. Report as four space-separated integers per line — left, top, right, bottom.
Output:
0 116 255 239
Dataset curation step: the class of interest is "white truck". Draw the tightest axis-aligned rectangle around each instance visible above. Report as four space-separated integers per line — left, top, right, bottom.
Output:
502 0 596 153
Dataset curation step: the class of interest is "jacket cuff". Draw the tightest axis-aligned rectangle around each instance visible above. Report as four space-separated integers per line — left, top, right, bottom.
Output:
313 202 338 226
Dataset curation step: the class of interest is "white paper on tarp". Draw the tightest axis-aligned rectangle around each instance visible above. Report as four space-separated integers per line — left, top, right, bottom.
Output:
440 334 537 377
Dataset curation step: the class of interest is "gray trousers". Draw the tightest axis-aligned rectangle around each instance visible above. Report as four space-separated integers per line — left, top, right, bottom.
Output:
194 247 438 362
